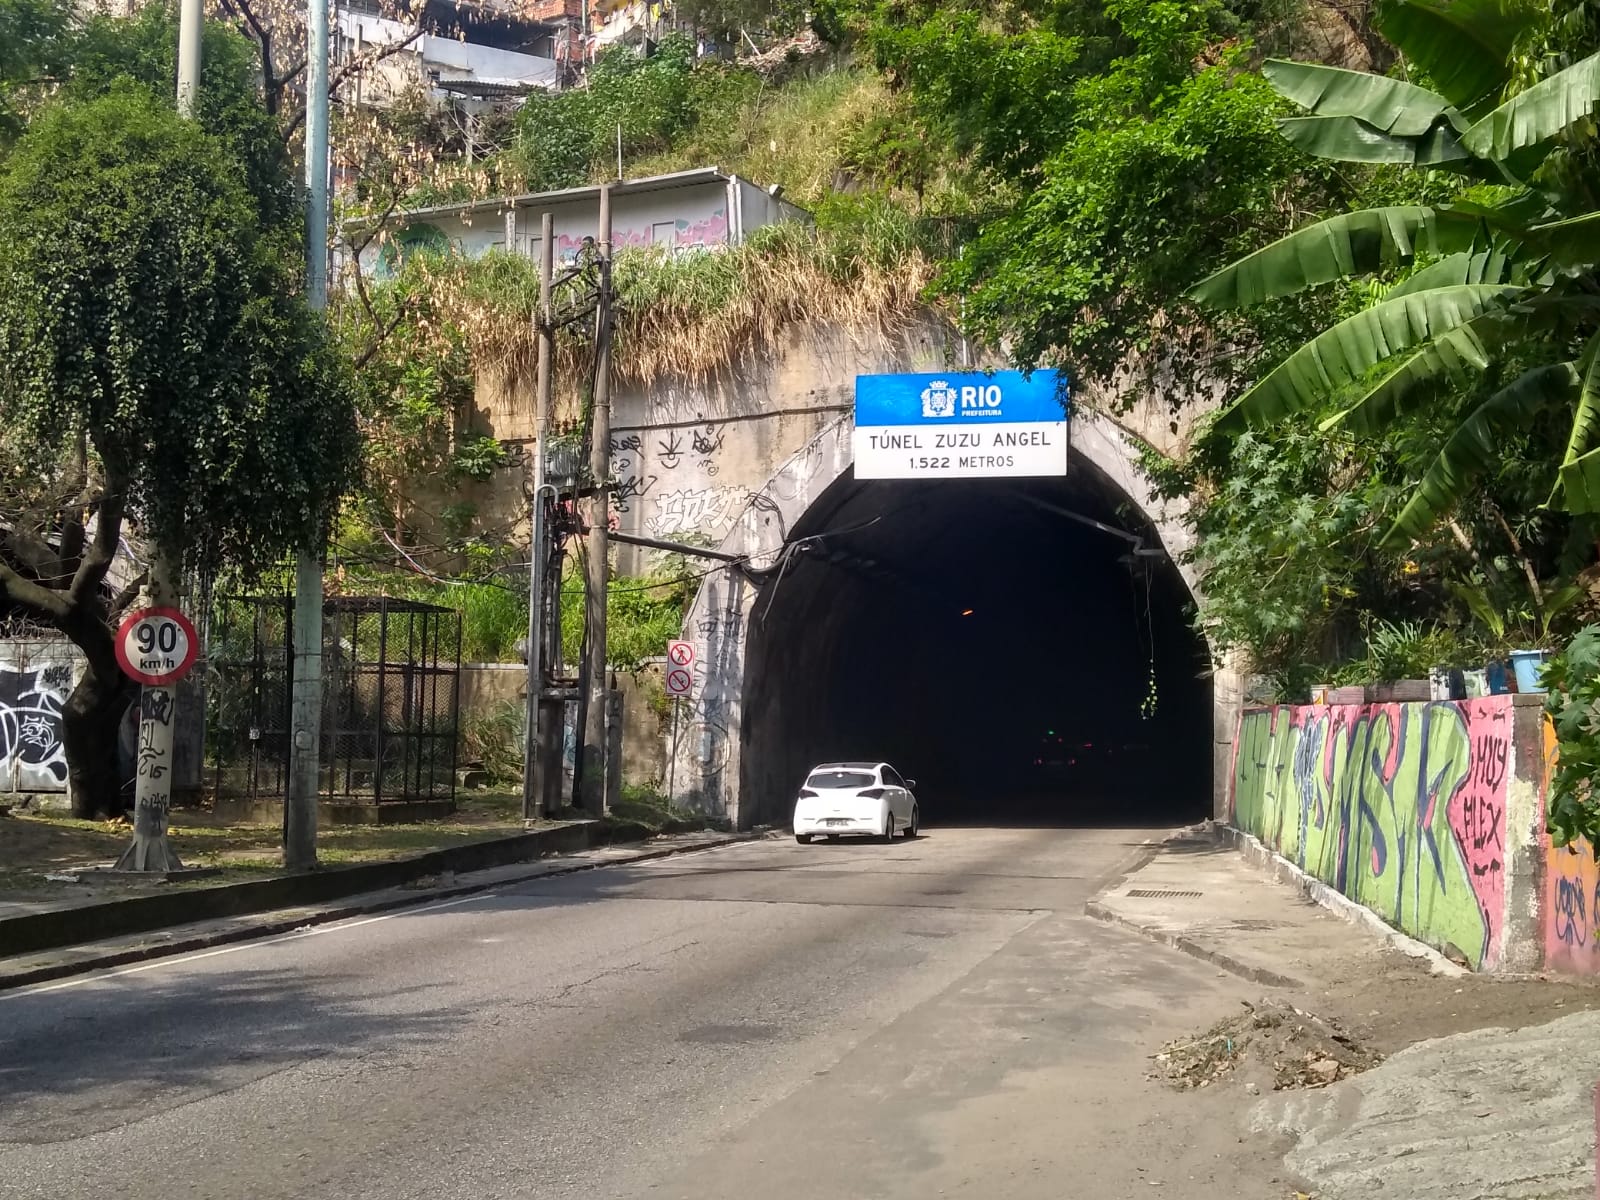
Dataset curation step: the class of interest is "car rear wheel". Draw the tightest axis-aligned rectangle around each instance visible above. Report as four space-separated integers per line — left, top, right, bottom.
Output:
881 815 895 843
904 807 919 839
795 833 813 844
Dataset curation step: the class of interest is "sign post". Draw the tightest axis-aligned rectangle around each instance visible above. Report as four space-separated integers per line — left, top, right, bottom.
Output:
111 606 199 873
664 640 696 800
665 640 695 700
852 369 1068 481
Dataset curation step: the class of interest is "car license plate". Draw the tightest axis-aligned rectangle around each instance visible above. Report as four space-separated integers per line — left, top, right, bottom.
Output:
824 818 850 826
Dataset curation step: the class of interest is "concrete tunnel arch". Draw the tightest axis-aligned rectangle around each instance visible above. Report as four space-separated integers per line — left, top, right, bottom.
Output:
665 412 1215 830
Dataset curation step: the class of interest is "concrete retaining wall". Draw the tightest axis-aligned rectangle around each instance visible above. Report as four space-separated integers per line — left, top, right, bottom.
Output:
1227 695 1548 973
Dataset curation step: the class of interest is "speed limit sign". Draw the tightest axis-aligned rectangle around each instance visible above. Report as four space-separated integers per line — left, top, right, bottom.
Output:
115 606 199 687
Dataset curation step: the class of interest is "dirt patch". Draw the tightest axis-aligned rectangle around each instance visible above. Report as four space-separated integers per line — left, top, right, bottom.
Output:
1311 948 1600 1053
1152 999 1383 1093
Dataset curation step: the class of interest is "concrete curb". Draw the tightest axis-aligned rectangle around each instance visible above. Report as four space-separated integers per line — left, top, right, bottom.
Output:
0 828 770 991
1082 899 1305 989
1217 825 1469 979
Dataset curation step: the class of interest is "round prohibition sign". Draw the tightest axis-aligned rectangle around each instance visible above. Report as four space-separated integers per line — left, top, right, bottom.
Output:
115 606 199 687
666 668 694 696
668 642 695 667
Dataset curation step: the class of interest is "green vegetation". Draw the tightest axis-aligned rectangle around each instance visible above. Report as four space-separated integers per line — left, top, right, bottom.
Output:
0 9 359 818
1191 7 1600 546
561 567 699 671
611 782 705 832
1546 624 1600 846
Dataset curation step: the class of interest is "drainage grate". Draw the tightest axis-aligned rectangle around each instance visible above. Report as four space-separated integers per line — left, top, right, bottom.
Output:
1126 888 1204 899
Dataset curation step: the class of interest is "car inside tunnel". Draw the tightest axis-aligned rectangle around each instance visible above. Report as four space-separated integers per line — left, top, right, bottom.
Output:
738 456 1213 829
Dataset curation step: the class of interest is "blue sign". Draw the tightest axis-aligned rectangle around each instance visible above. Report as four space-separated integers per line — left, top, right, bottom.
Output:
855 370 1068 427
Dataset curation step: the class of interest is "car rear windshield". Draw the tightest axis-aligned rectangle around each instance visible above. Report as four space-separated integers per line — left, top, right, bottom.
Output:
806 770 876 789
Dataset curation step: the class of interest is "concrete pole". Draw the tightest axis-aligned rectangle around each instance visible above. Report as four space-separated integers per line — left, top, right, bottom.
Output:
522 212 555 822
112 0 203 872
176 0 202 118
285 0 331 871
112 564 187 872
579 184 613 818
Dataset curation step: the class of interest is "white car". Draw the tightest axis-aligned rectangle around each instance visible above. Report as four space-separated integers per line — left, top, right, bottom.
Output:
793 762 920 843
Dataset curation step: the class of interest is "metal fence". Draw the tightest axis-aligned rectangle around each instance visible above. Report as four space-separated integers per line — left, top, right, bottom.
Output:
207 595 461 804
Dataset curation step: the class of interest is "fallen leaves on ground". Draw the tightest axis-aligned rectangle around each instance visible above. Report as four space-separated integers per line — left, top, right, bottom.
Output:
1150 999 1381 1092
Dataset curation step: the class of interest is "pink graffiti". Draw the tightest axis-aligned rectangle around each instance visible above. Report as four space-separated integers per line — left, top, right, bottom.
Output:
1446 700 1509 967
555 207 729 262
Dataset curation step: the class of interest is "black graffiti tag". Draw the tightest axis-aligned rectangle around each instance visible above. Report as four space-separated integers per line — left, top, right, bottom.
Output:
1556 874 1589 946
613 473 659 514
141 688 174 727
657 433 684 470
691 424 724 456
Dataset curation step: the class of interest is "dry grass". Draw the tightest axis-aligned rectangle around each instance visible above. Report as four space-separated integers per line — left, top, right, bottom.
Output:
410 217 940 398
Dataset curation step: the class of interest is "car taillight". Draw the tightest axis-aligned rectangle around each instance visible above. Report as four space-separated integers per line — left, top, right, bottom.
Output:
799 789 818 798
859 788 886 798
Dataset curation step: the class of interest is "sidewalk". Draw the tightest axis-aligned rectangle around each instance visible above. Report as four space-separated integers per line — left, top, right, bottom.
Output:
1086 825 1461 989
1090 826 1600 1200
0 829 770 991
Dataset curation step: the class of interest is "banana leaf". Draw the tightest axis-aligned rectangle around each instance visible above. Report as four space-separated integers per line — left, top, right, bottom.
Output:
1386 248 1517 298
1463 50 1600 159
1557 331 1600 494
1375 0 1543 111
1217 284 1524 430
1188 206 1481 309
1276 115 1467 164
1384 362 1580 546
1530 209 1600 268
1319 314 1508 434
1262 59 1455 135
1560 444 1600 512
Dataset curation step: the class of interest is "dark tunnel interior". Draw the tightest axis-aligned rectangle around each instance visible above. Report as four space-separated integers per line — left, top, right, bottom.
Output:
738 456 1214 829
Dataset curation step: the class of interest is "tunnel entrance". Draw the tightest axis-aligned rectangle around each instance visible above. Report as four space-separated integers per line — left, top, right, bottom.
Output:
738 456 1212 829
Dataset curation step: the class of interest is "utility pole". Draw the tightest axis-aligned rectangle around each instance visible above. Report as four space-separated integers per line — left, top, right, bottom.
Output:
578 184 613 818
522 212 556 822
286 0 331 871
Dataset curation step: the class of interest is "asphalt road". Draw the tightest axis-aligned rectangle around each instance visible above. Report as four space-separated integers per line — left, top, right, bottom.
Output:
0 826 1294 1199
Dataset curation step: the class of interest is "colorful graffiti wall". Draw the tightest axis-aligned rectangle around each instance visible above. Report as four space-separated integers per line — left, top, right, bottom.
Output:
1232 698 1512 969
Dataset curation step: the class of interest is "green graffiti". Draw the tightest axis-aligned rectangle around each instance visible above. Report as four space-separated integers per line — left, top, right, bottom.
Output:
1232 702 1492 967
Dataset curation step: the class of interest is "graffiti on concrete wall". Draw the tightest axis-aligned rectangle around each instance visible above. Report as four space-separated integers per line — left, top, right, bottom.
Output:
0 656 74 792
648 487 749 539
611 422 751 542
1541 716 1600 972
1232 698 1512 969
557 208 729 264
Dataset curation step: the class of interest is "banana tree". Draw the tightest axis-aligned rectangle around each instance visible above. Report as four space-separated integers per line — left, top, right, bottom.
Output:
1189 0 1600 548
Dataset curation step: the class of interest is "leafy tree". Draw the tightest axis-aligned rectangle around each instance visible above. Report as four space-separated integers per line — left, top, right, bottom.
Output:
0 85 360 816
1188 0 1600 546
0 0 73 146
513 35 704 190
833 0 1343 395
65 1 299 232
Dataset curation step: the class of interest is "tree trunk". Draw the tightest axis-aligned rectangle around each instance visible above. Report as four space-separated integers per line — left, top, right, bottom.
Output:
62 657 131 820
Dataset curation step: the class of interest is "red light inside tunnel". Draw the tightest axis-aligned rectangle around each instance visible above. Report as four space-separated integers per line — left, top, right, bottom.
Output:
961 609 974 616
